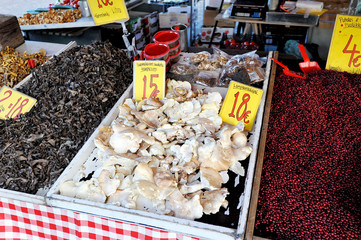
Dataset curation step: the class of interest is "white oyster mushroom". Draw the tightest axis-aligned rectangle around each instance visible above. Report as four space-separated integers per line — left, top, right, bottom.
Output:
73 179 106 203
136 195 171 214
119 175 134 190
180 180 204 195
152 130 168 144
94 126 113 152
109 128 155 154
97 169 121 197
204 91 222 105
198 109 223 131
168 189 203 220
133 162 154 182
200 188 229 215
166 80 195 101
232 131 248 148
149 141 166 156
200 167 223 190
229 161 245 176
232 145 253 161
123 98 136 110
109 131 141 154
135 180 160 200
59 180 80 198
198 137 216 163
133 109 167 129
106 189 136 209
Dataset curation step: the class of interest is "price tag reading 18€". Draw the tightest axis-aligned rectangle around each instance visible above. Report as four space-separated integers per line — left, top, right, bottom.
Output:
219 81 263 131
0 86 37 120
133 60 165 101
87 0 129 25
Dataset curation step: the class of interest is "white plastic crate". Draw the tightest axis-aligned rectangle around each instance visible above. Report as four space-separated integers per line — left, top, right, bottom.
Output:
0 40 77 205
46 51 274 239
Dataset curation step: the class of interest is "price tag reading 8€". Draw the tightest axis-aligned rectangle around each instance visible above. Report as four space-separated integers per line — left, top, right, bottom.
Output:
219 81 263 131
133 60 165 101
0 86 37 120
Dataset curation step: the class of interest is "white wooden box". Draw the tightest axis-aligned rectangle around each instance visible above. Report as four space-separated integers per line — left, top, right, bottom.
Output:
0 40 77 205
46 52 273 239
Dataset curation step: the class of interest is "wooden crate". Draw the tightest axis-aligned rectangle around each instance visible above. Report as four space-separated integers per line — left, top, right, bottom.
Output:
245 51 278 240
0 14 24 49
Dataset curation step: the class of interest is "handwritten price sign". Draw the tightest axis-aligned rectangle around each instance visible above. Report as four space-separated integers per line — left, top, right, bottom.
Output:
133 61 165 101
87 0 129 25
219 81 263 131
0 86 37 120
326 15 361 73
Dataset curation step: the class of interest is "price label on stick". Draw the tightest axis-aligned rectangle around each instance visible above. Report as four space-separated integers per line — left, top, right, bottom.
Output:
326 15 361 73
219 81 263 131
87 0 129 25
133 60 165 101
0 86 37 120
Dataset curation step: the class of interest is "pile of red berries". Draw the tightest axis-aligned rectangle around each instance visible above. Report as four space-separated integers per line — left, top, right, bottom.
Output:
255 69 361 239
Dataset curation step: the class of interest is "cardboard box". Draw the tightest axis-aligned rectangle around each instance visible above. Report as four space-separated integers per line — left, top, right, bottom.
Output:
0 14 24 49
318 10 339 29
201 27 234 42
203 10 235 27
159 12 189 28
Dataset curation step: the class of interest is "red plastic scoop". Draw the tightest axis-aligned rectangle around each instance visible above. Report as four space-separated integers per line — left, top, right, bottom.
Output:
270 57 306 79
298 44 321 74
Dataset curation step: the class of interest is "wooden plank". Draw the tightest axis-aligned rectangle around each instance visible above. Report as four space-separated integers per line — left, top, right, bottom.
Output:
245 51 278 240
0 14 24 49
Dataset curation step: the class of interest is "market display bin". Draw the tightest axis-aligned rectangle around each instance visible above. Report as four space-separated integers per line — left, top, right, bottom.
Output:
46 51 274 240
0 40 77 205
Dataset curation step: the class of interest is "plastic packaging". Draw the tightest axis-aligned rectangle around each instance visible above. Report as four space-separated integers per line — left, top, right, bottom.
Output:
218 50 267 86
194 70 221 87
191 51 211 64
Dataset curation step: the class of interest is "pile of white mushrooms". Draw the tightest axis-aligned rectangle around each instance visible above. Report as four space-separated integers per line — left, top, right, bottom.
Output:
59 80 252 220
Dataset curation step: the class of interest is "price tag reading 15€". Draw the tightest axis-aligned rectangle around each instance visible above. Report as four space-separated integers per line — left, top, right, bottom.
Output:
0 86 37 120
219 81 263 131
133 60 165 101
87 0 129 25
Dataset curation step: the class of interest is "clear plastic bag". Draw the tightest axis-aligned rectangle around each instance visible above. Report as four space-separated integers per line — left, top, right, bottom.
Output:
218 50 267 86
194 69 221 87
191 51 211 64
212 47 231 67
170 62 197 75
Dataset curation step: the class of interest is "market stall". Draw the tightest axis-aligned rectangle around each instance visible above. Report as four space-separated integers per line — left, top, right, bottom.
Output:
1 0 360 239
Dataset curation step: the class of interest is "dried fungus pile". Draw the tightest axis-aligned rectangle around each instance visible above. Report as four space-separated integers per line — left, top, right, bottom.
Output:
0 41 133 194
255 69 361 239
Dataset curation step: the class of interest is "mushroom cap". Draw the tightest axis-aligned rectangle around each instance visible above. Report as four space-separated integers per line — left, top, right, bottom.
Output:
200 167 223 189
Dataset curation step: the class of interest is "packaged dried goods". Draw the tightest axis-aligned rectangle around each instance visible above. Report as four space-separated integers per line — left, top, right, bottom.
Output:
194 70 221 87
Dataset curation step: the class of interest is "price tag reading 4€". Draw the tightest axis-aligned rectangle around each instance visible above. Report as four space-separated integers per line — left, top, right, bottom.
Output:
0 86 37 120
87 0 129 25
133 60 165 101
326 15 361 73
219 81 263 131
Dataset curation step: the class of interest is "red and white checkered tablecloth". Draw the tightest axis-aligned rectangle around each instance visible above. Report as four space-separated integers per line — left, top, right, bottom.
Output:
0 197 200 240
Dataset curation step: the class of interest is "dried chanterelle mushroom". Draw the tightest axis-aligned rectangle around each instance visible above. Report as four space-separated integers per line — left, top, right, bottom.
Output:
59 80 253 220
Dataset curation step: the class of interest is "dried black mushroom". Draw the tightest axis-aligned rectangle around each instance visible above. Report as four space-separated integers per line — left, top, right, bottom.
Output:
0 41 133 194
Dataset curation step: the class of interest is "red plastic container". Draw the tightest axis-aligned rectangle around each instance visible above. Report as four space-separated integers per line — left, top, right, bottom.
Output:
153 31 180 49
143 43 170 61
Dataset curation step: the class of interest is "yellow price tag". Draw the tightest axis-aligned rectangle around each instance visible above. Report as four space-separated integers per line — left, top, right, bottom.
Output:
87 0 129 25
133 61 165 101
326 15 361 73
0 86 37 120
219 81 263 131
